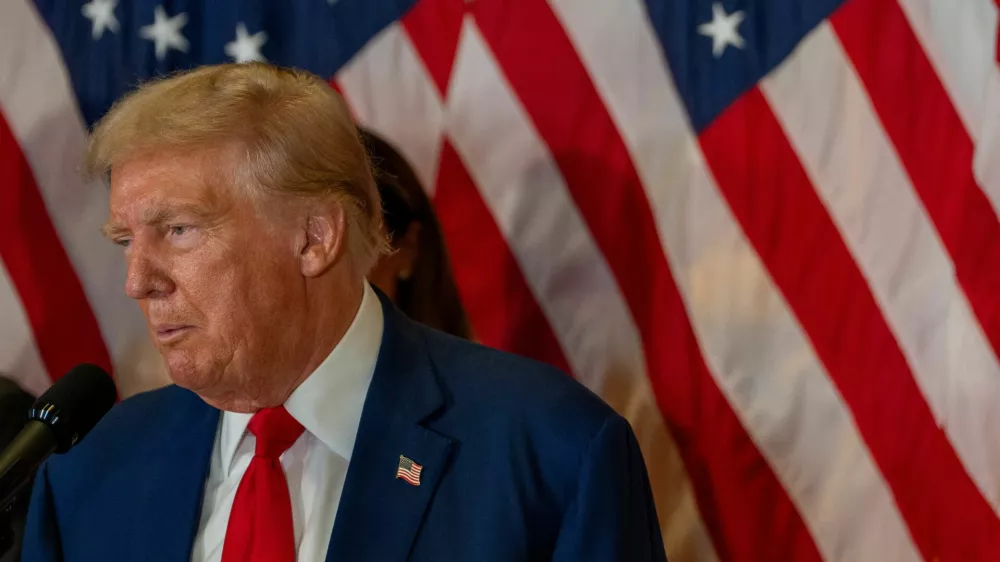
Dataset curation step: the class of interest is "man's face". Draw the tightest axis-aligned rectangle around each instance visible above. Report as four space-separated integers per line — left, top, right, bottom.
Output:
105 147 305 409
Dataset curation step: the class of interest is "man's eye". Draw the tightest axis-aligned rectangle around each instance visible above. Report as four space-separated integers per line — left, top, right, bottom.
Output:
169 225 191 236
115 239 131 248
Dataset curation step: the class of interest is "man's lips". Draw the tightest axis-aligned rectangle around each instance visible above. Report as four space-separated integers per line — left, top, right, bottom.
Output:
153 324 194 342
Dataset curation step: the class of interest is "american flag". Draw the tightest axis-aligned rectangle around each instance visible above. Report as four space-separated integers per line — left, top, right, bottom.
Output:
2 0 1000 559
396 454 423 486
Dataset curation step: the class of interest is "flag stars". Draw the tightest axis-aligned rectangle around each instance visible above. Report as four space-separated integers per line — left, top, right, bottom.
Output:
698 3 746 58
225 23 268 63
140 5 189 61
81 0 119 41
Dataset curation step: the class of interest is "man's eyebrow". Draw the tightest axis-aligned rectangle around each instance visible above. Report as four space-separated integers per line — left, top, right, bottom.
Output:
99 204 216 239
100 221 128 240
140 203 214 225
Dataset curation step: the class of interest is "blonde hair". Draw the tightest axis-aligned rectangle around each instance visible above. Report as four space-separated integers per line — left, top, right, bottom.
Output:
85 62 389 274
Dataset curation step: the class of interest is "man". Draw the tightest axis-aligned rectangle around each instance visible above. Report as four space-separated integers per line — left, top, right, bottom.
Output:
21 63 666 561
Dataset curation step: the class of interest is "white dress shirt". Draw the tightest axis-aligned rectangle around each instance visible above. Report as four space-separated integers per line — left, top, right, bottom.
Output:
190 282 384 562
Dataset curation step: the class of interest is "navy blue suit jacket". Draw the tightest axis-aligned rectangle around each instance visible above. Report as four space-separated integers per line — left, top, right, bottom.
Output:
21 293 667 561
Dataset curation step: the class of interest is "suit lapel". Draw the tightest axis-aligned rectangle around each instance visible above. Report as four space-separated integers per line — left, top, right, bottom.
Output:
325 294 455 561
130 387 219 562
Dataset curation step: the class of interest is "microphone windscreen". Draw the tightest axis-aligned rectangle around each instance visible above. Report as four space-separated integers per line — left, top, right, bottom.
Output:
32 364 117 452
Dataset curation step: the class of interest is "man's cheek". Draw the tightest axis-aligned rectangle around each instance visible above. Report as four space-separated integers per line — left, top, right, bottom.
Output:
172 245 230 284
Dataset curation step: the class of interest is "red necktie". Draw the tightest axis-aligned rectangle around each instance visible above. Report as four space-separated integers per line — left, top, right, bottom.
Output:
221 406 305 562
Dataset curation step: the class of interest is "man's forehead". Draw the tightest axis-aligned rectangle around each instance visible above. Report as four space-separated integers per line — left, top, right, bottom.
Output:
108 153 233 217
140 200 212 220
109 189 224 220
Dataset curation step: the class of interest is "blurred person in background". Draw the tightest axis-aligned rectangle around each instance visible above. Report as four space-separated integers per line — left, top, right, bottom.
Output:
361 129 472 340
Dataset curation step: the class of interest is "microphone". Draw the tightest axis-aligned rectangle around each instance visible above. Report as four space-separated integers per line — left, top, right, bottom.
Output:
0 364 116 511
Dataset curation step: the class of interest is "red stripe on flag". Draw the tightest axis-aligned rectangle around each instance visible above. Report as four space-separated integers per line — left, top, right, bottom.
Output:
0 110 113 383
700 87 1000 560
434 139 572 372
402 0 465 94
469 1 822 559
831 0 1000 367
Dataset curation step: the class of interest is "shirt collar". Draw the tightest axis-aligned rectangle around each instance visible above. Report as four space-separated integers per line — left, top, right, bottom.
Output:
219 281 384 475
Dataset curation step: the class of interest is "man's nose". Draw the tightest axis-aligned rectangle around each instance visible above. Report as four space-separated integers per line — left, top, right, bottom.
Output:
125 243 174 300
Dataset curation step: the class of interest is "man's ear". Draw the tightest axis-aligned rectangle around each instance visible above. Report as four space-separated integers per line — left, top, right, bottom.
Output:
298 202 347 278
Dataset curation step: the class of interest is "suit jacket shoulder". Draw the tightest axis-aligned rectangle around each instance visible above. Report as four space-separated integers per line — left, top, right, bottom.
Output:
394 321 665 561
43 384 211 489
421 324 619 442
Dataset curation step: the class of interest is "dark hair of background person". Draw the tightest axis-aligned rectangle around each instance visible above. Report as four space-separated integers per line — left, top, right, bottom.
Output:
359 129 472 340
0 377 34 562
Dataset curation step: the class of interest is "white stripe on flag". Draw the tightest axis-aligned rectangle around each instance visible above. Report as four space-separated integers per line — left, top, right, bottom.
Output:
444 18 712 559
548 0 922 559
336 22 445 194
0 0 166 395
0 261 50 398
762 21 1000 515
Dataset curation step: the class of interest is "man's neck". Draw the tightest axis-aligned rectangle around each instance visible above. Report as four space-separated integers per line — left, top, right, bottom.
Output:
276 277 366 406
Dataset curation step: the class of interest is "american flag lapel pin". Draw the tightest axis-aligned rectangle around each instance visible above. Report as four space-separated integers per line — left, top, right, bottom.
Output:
396 455 423 486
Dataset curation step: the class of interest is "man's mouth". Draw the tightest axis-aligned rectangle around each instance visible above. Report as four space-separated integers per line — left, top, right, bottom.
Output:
153 324 194 342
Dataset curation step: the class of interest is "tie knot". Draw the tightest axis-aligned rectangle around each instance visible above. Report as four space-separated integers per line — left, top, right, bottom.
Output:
248 407 304 459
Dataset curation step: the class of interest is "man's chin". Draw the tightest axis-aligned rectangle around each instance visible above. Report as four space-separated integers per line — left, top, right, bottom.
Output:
161 355 216 395
162 361 257 412
167 373 240 411
165 370 214 394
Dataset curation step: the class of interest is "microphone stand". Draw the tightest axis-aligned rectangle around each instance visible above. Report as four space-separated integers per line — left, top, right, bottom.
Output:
0 470 31 560
0 486 29 561
0 500 15 559
0 465 30 560
0 377 36 560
